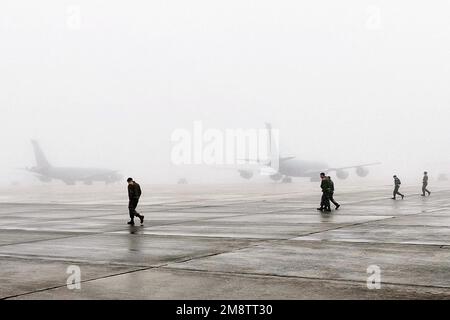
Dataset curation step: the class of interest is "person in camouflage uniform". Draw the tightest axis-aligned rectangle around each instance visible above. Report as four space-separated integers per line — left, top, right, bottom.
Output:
421 171 431 197
392 175 404 200
127 177 144 225
327 176 340 210
317 173 332 212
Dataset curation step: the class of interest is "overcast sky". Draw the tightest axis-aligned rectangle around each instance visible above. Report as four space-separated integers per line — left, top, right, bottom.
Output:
1 0 449 185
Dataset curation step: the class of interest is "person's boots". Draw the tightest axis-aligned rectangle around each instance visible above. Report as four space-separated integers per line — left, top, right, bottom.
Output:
127 220 135 225
137 214 145 225
428 191 431 196
335 204 340 210
317 207 324 211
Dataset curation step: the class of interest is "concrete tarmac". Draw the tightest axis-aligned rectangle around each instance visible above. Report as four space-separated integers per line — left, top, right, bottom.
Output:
0 183 449 299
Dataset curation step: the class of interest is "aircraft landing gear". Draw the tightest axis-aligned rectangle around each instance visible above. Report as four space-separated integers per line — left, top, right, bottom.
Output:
282 176 292 183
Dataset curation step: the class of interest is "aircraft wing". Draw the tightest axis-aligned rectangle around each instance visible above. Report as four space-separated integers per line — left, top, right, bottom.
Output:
237 155 296 165
236 158 270 164
325 162 381 172
303 162 381 175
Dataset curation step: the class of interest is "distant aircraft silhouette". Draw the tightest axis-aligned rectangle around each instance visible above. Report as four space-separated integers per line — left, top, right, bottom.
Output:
26 140 122 185
238 123 381 183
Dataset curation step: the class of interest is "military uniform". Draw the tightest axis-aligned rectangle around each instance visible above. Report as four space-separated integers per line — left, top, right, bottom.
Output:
422 174 431 196
319 178 332 211
393 176 404 200
128 181 143 223
328 177 340 209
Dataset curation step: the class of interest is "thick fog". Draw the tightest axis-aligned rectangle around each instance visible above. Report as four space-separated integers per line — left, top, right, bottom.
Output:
1 0 449 186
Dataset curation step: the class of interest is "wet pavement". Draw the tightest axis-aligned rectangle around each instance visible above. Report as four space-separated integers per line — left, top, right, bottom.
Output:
0 183 449 299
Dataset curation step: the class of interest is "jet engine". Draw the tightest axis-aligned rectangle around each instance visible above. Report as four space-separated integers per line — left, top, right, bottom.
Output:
239 170 253 180
336 170 349 180
356 167 369 177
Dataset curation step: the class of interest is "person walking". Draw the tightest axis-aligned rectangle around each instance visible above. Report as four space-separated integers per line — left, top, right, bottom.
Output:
421 171 431 196
392 175 404 200
317 173 332 212
328 176 340 210
127 177 144 225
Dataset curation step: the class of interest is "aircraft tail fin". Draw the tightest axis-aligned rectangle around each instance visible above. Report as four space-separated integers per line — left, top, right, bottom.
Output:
265 122 279 158
31 140 51 169
264 122 280 171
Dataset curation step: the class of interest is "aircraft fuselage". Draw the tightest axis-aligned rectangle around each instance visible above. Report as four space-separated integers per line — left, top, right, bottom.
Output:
278 159 329 178
31 166 122 185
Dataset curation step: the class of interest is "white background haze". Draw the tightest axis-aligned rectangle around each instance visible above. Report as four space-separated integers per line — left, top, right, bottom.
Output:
1 0 449 185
